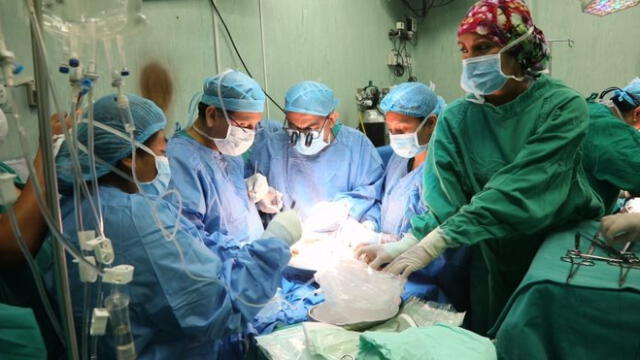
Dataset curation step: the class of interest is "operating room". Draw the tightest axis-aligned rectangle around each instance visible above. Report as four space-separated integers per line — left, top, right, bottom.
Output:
1 0 640 359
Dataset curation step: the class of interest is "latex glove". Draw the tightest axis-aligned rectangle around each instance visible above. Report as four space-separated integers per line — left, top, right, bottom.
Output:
257 187 284 214
354 233 420 270
262 210 302 246
303 200 351 233
384 228 450 277
245 173 269 203
337 218 381 248
601 213 640 245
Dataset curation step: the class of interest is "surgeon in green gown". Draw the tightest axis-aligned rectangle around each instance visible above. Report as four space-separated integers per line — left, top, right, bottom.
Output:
356 0 603 335
583 78 640 214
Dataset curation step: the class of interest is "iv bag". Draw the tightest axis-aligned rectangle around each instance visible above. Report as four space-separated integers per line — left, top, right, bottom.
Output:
41 0 147 39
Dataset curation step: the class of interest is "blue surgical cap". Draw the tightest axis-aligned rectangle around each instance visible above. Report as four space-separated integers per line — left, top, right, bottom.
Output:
201 70 265 113
622 77 640 102
379 82 442 119
432 96 447 118
284 81 339 117
57 94 167 194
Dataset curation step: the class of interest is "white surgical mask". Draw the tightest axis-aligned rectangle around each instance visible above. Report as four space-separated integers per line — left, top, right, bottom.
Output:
460 27 534 97
389 117 428 159
0 108 7 144
193 119 255 156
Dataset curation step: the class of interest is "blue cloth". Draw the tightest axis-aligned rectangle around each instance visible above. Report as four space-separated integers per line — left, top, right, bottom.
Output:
284 81 339 116
167 133 264 244
376 145 394 168
46 186 290 360
379 82 444 118
57 94 166 194
379 154 451 303
246 120 384 224
380 154 426 236
253 278 324 335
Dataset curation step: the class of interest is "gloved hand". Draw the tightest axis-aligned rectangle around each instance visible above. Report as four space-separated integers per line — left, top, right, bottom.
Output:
337 218 381 248
354 233 420 270
303 200 351 233
245 173 269 203
256 187 284 214
384 228 450 277
262 210 302 246
601 213 640 245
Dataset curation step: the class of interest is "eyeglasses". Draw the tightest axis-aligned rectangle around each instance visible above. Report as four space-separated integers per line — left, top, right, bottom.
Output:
219 111 249 133
283 116 329 147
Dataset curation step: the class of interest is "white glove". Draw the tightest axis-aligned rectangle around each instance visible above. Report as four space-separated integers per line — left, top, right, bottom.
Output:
337 218 381 248
262 210 302 246
245 173 269 203
354 233 419 270
257 187 284 214
601 213 640 245
384 228 450 277
303 200 351 233
52 134 65 158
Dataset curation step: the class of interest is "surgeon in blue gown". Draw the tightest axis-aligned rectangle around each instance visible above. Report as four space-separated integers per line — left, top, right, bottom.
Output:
246 81 385 230
369 82 450 302
49 94 301 359
167 70 266 245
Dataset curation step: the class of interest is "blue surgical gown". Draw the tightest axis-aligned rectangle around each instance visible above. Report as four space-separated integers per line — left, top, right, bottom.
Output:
167 133 264 244
246 120 384 224
379 154 450 303
380 154 427 235
47 186 290 360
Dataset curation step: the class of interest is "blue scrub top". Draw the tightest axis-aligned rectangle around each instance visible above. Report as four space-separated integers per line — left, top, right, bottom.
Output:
380 153 426 236
246 120 384 225
45 186 290 360
167 133 264 245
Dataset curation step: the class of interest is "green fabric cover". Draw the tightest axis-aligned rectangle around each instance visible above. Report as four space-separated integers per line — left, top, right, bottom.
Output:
493 221 640 359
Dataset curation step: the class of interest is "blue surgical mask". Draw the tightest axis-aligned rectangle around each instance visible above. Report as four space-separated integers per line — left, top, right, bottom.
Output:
81 120 172 196
389 117 428 159
460 27 533 96
139 155 171 196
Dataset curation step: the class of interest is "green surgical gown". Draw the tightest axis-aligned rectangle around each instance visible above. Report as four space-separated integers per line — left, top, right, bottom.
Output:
582 100 640 213
410 75 603 335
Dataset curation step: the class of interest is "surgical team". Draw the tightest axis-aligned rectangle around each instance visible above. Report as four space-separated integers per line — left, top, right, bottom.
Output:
2 0 640 359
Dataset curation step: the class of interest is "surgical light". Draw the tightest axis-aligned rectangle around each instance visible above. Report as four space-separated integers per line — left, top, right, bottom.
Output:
580 0 640 16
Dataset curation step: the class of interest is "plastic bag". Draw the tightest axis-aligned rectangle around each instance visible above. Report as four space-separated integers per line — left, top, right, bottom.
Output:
303 322 360 360
255 325 317 360
399 298 466 327
335 218 381 248
314 259 405 324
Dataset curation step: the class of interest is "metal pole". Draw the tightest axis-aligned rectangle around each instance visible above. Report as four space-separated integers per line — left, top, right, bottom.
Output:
29 1 80 359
